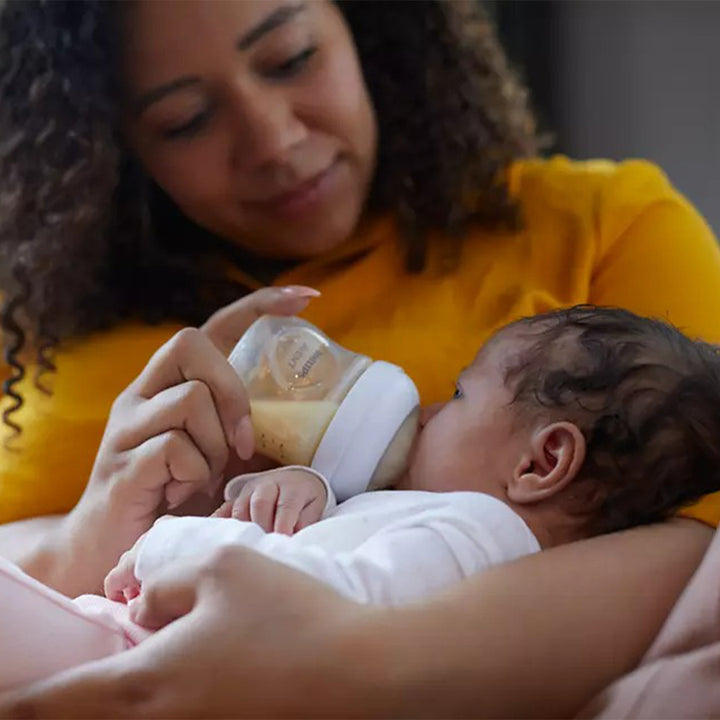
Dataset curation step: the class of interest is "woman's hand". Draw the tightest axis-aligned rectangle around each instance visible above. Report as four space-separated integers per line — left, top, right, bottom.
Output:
57 286 320 595
0 547 361 719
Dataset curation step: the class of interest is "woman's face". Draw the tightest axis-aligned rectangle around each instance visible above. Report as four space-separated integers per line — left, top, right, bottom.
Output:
122 0 377 260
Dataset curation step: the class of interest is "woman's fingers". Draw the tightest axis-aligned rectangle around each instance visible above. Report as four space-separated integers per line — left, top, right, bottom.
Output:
0 651 160 719
201 285 321 355
128 559 205 631
127 327 253 459
117 430 212 509
0 614 201 719
115 381 229 484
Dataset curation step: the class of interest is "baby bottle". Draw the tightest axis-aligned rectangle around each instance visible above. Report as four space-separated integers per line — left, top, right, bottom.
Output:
228 316 420 501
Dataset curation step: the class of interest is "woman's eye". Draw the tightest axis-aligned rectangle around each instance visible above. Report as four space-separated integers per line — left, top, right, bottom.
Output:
452 385 464 400
162 110 211 140
267 46 318 80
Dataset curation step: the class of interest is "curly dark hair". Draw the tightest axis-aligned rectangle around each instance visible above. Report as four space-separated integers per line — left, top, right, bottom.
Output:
505 306 720 535
0 0 538 436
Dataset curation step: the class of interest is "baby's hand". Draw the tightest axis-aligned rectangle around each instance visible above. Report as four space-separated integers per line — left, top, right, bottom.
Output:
104 544 142 603
212 468 327 535
103 526 156 603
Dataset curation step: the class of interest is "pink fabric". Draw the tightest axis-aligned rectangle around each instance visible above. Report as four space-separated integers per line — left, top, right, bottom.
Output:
581 527 720 718
0 557 149 691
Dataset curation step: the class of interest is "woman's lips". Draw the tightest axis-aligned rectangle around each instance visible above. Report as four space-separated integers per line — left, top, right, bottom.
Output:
246 161 340 220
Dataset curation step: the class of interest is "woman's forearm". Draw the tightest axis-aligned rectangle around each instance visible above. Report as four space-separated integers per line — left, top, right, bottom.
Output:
0 514 89 597
320 519 713 718
0 514 64 574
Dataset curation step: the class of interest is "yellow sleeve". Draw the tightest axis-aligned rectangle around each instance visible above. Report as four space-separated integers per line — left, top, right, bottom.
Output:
0 322 179 523
588 160 720 525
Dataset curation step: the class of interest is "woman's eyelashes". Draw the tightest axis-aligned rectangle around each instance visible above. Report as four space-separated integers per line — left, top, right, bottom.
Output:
452 383 464 400
162 108 212 140
159 46 318 141
265 45 318 80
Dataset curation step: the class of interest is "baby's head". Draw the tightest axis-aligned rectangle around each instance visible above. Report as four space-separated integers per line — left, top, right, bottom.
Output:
406 306 720 543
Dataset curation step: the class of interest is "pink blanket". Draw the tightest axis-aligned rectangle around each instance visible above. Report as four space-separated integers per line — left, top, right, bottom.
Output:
582 527 720 718
0 557 149 691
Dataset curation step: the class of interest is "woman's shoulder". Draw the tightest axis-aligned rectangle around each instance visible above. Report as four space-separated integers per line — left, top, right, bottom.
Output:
507 155 704 258
510 154 682 217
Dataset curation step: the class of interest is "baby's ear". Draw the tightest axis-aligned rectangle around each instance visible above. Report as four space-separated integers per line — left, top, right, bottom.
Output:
508 422 586 504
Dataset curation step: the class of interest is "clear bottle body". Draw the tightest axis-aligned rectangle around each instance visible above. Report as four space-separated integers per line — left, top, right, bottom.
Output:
229 316 371 465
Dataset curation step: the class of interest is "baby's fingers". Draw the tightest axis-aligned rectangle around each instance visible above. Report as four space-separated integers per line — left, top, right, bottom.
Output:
230 486 253 522
274 484 312 535
210 501 233 518
249 482 279 532
104 553 139 603
274 500 304 536
295 497 325 532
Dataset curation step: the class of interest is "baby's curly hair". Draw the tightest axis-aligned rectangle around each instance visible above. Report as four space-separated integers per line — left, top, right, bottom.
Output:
505 306 720 535
0 0 538 436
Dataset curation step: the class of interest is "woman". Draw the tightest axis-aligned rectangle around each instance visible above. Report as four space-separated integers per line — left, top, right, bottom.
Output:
0 0 718 713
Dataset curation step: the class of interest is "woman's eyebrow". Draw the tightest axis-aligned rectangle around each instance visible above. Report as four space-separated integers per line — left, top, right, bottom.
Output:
132 2 307 117
133 77 202 117
236 2 307 51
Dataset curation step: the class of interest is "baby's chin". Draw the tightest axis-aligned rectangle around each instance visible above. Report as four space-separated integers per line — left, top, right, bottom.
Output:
389 469 413 491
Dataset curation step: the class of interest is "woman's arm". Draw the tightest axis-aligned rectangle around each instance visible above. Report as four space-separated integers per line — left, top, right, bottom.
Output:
0 515 68 588
368 518 712 718
0 518 710 718
0 511 146 599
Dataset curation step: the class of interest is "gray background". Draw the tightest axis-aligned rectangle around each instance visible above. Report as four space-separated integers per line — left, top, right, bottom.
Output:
496 0 720 233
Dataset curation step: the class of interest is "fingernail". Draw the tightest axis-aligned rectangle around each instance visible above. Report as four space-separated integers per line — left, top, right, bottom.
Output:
279 285 321 298
234 415 255 460
165 484 184 510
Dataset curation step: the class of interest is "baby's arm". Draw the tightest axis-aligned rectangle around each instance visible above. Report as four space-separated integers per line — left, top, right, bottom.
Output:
216 466 336 533
105 467 333 602
227 500 538 604
121 494 538 606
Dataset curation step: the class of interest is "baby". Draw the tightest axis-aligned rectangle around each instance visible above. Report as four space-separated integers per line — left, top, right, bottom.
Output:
3 305 720 690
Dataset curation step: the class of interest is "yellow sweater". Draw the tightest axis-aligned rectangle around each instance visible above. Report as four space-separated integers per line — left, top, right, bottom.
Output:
3 156 720 524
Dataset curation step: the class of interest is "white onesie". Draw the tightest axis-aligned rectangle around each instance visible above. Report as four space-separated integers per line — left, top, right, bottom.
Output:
136 472 540 605
0 474 539 691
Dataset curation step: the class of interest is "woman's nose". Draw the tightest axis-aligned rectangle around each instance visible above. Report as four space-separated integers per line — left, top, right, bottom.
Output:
419 402 445 428
228 83 308 170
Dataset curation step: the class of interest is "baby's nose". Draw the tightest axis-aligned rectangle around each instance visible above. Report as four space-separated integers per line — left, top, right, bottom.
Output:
419 402 445 427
